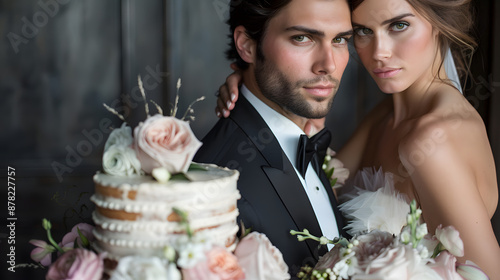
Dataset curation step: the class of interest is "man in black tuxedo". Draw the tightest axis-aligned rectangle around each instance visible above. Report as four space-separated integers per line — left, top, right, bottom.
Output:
194 0 352 273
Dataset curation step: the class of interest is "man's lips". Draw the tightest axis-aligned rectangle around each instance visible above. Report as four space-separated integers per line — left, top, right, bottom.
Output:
373 67 402 78
303 84 335 97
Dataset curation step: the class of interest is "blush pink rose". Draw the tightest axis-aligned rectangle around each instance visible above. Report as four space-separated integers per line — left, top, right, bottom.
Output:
234 232 290 280
60 223 94 250
207 247 245 280
354 230 394 268
134 114 202 174
182 247 244 280
46 248 104 280
428 251 463 280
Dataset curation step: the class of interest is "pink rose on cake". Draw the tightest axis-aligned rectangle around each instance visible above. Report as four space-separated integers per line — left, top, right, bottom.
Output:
134 114 202 174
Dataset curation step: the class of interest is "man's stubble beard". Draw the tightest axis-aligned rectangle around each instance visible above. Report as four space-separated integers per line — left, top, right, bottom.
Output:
254 52 337 119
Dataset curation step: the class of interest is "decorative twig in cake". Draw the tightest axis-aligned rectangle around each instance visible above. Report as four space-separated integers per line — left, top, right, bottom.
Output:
103 76 205 181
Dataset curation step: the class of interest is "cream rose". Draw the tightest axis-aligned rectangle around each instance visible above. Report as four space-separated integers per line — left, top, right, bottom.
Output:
134 114 202 174
103 145 142 176
234 232 290 280
105 123 134 150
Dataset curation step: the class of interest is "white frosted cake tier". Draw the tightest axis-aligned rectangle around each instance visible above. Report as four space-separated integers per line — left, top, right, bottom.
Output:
90 163 240 259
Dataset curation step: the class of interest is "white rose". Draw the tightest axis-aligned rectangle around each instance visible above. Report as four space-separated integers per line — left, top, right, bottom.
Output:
134 114 202 174
435 225 464 257
234 232 290 280
110 256 180 280
105 123 134 150
103 145 142 176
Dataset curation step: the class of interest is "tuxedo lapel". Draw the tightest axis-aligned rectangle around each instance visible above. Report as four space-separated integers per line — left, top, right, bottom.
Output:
230 95 325 256
263 163 327 257
318 168 347 238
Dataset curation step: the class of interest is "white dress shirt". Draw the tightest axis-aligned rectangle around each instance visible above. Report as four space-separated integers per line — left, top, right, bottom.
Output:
241 85 339 247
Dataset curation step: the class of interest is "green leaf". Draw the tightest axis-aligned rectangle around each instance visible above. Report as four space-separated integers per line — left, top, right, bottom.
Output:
239 220 252 238
188 163 208 171
76 227 90 248
173 207 192 238
325 167 334 179
330 178 337 187
170 173 190 181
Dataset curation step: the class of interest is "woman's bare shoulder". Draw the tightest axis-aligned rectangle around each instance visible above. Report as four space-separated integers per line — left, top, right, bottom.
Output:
398 88 497 212
399 88 486 157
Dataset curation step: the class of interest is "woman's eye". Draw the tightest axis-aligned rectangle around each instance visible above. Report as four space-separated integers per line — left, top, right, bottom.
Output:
355 28 373 36
292 35 311 43
391 22 409 31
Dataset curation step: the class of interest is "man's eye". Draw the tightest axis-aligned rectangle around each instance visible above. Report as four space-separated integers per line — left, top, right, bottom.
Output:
333 37 348 45
292 35 311 43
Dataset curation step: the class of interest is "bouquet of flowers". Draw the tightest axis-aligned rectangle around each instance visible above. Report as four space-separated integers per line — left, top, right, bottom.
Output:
28 219 290 280
291 201 488 280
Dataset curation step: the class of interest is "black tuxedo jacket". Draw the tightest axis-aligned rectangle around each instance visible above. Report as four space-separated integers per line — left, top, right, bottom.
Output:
194 94 346 273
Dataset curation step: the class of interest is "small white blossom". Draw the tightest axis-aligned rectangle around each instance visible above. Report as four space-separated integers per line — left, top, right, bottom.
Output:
416 224 428 239
176 243 206 268
400 228 411 244
152 167 171 183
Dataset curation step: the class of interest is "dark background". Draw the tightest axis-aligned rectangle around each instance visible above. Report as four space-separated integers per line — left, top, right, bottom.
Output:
0 0 498 279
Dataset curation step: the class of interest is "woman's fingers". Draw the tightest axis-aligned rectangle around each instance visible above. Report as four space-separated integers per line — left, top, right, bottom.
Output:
216 97 230 118
226 71 240 106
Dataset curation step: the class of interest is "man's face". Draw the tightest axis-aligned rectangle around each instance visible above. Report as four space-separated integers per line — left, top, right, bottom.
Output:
255 0 352 119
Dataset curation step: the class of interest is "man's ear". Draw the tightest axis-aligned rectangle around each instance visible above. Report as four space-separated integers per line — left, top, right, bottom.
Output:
234 26 257 64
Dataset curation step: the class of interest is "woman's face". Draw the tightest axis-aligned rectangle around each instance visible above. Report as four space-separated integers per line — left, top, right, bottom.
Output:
352 0 439 94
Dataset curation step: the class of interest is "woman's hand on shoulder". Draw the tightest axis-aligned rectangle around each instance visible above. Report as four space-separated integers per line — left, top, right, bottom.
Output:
216 64 242 118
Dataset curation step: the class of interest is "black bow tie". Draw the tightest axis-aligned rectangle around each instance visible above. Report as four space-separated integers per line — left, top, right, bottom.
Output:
296 128 331 178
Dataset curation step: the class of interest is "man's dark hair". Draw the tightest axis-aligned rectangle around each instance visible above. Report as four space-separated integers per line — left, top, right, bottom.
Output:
225 0 292 70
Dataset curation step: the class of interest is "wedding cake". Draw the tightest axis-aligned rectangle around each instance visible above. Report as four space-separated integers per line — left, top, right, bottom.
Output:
90 79 241 271
91 164 240 259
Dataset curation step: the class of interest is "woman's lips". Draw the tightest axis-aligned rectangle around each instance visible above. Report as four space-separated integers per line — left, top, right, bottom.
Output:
373 68 402 78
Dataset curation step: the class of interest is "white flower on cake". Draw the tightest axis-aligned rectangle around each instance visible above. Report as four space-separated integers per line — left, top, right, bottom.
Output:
102 123 142 176
177 242 207 269
103 145 142 176
105 123 134 150
134 114 202 174
109 256 181 280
